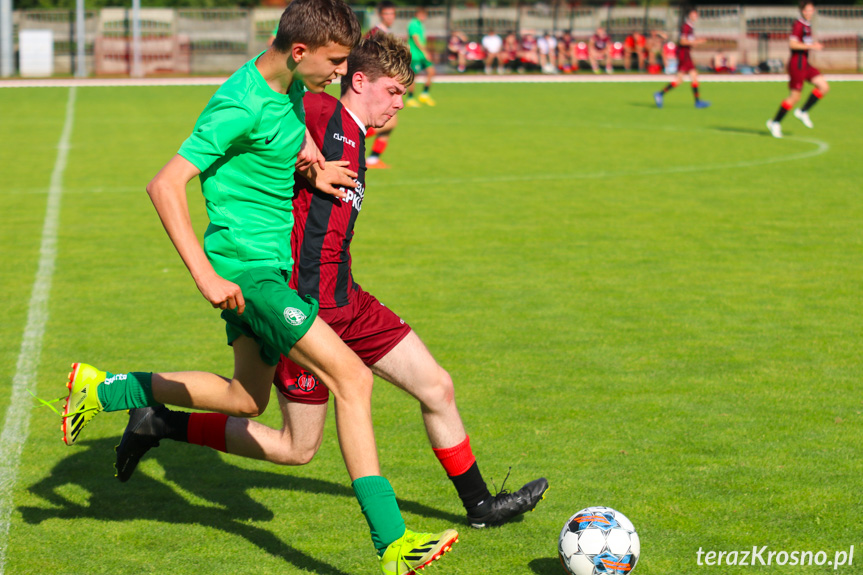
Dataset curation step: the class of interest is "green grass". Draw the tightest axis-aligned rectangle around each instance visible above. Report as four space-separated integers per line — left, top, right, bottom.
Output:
2 79 862 575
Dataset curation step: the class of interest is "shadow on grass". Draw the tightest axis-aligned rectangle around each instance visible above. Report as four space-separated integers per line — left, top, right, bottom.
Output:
19 437 462 573
528 556 562 574
710 125 776 137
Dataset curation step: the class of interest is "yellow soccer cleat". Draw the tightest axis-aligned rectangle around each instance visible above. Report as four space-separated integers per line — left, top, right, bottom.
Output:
61 363 106 445
379 529 458 575
418 93 436 107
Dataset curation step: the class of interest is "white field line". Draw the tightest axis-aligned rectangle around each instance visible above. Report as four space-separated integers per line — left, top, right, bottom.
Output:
0 86 76 574
0 73 862 89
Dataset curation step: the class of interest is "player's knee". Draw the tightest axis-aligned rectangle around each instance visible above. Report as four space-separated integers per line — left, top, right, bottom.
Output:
231 393 269 418
331 365 374 404
420 367 456 411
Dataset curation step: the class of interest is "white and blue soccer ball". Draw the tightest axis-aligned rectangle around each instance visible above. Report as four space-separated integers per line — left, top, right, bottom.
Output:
558 506 640 575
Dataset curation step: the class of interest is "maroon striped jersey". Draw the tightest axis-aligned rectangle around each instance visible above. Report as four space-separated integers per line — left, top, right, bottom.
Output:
290 92 366 308
790 17 813 66
677 19 695 59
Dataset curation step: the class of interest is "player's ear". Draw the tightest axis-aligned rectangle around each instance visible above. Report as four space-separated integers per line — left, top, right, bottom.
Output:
351 71 367 93
291 43 308 64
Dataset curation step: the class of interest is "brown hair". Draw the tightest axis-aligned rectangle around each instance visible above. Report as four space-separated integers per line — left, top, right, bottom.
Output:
799 1 814 10
341 33 414 95
273 0 361 52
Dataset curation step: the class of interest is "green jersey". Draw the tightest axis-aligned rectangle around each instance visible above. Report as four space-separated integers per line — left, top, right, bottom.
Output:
178 53 306 281
407 17 426 59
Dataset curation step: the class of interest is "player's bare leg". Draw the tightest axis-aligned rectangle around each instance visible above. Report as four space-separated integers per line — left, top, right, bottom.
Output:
371 331 465 448
372 330 548 528
768 88 802 138
288 316 378 480
151 334 275 417
225 393 328 464
795 75 829 128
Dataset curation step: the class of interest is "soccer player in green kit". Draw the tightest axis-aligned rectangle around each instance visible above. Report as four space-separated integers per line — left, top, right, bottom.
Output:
55 0 458 572
405 6 436 107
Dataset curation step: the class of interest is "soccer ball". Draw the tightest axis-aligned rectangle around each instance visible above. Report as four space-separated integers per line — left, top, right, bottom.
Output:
558 506 640 575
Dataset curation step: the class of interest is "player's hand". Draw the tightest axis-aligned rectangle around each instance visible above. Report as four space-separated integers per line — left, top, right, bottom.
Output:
813 41 824 50
197 273 246 315
297 132 326 172
307 161 357 199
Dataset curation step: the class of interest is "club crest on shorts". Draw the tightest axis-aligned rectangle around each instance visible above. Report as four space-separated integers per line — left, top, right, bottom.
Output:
283 307 307 326
296 371 319 392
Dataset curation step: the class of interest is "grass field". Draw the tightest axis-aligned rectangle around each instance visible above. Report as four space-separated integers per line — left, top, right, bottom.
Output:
1 78 862 575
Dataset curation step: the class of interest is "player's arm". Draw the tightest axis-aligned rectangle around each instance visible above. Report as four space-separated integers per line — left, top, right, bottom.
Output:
146 155 245 314
296 128 326 172
789 37 822 51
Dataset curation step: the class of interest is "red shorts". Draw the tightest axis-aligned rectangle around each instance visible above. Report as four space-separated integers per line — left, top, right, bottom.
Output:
677 51 694 73
273 285 411 404
788 60 820 91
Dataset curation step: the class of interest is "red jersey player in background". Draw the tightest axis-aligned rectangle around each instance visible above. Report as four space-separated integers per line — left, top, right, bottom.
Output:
115 33 549 537
654 6 710 109
365 0 399 168
767 1 829 138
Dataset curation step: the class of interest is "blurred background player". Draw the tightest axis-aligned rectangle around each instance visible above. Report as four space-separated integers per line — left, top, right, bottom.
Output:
537 31 557 74
482 28 504 74
557 30 577 73
518 31 540 73
503 31 519 72
589 26 613 74
366 0 398 168
447 30 468 73
654 7 710 108
406 6 436 107
710 49 736 73
624 31 646 72
767 1 829 138
646 29 668 73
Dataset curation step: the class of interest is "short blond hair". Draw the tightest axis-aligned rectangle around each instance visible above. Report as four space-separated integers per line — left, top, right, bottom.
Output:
341 33 414 95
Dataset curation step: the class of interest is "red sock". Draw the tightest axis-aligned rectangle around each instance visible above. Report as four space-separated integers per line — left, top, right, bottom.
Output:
433 435 476 477
781 99 793 110
187 412 229 453
372 138 388 155
812 88 823 99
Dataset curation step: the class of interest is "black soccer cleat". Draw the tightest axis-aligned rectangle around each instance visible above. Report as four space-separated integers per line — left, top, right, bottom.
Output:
467 477 549 528
114 405 168 482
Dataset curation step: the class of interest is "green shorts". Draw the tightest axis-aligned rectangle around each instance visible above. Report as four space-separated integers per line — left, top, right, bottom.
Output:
221 267 319 366
411 54 433 74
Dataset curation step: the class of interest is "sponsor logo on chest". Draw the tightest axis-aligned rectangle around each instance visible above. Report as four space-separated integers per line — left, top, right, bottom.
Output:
333 132 356 148
339 179 365 211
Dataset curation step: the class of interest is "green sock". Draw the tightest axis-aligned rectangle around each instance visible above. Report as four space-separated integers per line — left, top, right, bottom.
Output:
96 372 158 412
352 475 406 555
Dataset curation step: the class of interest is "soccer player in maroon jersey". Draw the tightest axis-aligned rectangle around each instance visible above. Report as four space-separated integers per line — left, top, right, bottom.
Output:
654 7 710 109
767 1 829 138
116 33 549 531
366 0 398 168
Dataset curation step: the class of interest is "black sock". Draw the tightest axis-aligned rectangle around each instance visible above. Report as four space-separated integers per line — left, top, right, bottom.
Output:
773 105 789 123
692 85 700 101
801 92 821 112
162 408 191 442
423 85 430 94
662 82 675 94
451 462 493 513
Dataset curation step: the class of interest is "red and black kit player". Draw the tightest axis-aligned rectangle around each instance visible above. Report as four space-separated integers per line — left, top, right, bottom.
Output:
654 7 710 109
767 1 829 138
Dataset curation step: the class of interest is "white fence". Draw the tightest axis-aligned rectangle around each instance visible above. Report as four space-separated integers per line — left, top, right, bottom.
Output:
8 4 863 76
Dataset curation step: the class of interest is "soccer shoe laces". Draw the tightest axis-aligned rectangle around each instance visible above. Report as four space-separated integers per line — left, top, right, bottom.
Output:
29 389 66 416
29 389 98 418
490 466 513 497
